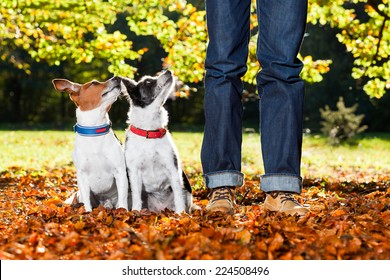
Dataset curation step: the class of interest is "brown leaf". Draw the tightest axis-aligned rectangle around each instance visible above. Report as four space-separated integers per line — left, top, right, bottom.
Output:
1 167 390 260
74 220 85 232
268 232 284 252
331 209 347 217
236 229 252 245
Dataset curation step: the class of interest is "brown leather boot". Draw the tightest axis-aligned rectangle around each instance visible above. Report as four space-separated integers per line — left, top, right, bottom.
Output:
264 192 309 217
206 187 235 214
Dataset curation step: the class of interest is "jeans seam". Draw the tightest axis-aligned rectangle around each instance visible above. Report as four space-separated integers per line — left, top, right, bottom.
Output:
261 173 302 180
260 174 302 193
203 170 244 188
204 170 243 177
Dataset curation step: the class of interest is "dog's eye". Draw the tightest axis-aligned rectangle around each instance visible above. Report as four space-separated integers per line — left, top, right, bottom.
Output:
91 81 99 86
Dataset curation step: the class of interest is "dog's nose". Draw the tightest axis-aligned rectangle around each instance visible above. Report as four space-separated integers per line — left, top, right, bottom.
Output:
112 76 120 82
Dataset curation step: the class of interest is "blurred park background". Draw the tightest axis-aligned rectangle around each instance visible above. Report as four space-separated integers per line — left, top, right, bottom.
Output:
0 0 389 138
2 1 390 262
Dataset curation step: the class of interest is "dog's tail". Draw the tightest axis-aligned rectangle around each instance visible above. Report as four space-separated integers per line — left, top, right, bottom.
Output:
182 171 192 193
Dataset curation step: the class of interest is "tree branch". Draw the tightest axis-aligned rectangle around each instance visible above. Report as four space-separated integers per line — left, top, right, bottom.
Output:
372 18 387 63
367 0 390 20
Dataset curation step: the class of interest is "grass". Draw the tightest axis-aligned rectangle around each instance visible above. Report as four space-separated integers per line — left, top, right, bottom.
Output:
301 133 390 180
1 130 390 180
0 131 74 171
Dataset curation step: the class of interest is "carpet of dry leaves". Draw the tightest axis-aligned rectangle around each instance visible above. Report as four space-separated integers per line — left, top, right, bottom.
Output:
0 167 389 260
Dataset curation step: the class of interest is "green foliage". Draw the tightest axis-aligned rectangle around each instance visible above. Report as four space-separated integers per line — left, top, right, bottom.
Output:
126 0 207 84
0 0 388 98
0 0 331 89
0 0 139 76
320 97 368 145
308 0 390 98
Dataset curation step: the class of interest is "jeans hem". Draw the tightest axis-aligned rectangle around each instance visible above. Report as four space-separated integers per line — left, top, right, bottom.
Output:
260 173 302 193
203 170 244 189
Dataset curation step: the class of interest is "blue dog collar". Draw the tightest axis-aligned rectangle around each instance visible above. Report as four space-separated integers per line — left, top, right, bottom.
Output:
73 123 111 137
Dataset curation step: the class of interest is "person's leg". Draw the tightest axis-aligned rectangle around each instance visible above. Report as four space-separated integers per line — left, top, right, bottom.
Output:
256 0 309 215
201 0 251 212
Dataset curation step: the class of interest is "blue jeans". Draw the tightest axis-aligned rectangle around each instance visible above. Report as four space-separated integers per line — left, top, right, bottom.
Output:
201 0 308 193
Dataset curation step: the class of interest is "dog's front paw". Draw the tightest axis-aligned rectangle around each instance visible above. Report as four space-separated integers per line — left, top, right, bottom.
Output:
131 201 142 212
189 203 201 213
117 202 128 211
64 191 79 205
174 207 186 215
131 206 141 212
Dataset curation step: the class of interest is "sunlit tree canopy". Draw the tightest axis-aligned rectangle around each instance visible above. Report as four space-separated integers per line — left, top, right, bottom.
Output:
1 0 388 98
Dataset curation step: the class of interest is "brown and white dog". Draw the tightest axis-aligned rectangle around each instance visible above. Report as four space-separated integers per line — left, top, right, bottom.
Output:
52 77 129 212
120 71 194 214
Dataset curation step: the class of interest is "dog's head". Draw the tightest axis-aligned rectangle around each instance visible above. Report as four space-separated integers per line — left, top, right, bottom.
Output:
120 70 174 108
52 76 121 111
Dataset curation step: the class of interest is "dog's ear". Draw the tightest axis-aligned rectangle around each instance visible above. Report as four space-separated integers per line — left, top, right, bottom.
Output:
119 77 137 104
52 79 81 95
120 77 137 94
52 79 81 105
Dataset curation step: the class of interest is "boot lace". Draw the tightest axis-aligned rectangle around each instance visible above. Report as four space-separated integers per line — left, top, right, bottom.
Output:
209 187 233 202
271 192 301 206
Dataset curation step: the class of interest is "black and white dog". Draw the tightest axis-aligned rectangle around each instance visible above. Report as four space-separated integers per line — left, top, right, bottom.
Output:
120 70 193 214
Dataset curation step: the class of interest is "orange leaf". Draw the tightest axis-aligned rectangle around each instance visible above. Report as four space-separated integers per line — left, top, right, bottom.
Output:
331 209 347 217
268 232 284 252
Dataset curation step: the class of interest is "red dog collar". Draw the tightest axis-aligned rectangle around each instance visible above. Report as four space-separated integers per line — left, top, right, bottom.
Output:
129 125 167 139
